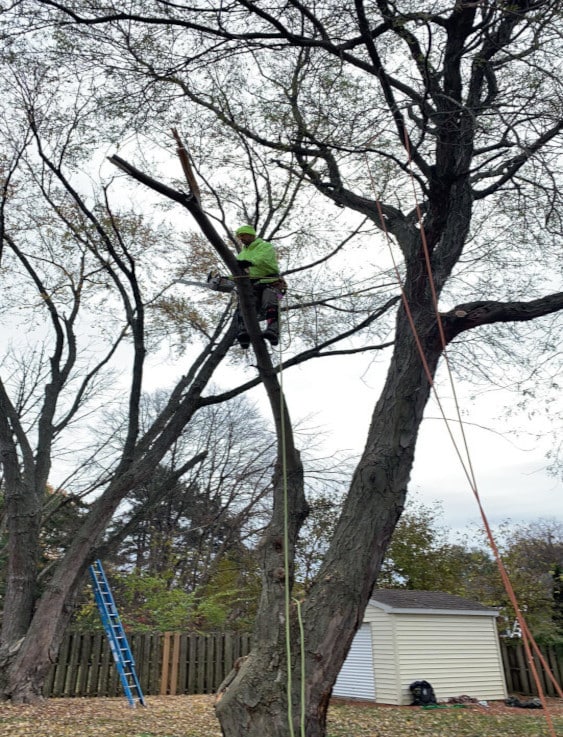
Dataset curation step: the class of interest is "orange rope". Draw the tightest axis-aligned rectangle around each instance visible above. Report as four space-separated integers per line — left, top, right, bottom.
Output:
373 197 484 493
365 134 560 735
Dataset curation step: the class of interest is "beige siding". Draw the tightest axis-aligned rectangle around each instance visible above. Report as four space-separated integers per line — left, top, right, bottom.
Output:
392 613 507 705
365 607 399 704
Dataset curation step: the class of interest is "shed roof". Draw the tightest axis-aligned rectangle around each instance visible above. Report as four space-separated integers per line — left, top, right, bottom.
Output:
370 590 498 616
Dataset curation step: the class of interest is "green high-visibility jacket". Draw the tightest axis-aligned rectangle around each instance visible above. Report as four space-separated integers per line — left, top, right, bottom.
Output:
237 237 279 283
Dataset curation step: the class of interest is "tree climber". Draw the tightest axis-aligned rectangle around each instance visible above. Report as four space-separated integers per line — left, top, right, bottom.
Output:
233 225 283 349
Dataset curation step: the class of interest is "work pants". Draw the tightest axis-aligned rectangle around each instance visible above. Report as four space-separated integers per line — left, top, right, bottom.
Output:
235 282 279 335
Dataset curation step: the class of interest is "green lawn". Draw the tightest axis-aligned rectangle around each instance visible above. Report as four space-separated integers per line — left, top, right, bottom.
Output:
0 695 561 737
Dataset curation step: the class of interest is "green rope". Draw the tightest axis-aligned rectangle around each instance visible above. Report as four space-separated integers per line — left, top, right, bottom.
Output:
277 305 306 737
295 597 306 737
280 361 295 737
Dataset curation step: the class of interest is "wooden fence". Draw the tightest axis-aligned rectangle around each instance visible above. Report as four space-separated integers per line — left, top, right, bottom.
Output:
44 631 562 700
499 640 563 697
44 631 252 698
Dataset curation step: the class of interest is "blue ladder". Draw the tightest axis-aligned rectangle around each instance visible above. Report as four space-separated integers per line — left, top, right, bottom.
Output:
89 559 146 707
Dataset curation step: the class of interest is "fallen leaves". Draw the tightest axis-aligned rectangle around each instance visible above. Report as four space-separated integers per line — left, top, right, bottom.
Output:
0 695 560 737
0 695 221 737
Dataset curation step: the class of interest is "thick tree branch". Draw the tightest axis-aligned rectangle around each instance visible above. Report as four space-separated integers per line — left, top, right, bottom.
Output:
0 379 34 476
442 292 563 341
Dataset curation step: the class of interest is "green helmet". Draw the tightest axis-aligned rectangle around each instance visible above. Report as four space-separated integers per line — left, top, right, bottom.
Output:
235 225 256 237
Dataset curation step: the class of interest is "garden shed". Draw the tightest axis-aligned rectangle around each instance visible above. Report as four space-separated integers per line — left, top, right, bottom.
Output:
333 590 507 705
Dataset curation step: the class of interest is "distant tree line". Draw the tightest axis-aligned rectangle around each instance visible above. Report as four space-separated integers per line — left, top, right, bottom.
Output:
5 467 560 642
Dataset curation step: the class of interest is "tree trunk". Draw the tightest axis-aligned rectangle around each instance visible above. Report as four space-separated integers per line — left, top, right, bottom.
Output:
2 586 77 703
0 481 41 647
0 469 157 702
216 306 443 737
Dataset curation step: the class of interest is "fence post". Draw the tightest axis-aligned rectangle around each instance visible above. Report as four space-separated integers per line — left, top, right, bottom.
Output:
160 632 171 695
170 633 181 695
499 641 513 693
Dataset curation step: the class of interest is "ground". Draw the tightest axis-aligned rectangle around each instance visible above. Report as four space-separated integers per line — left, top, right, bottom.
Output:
0 694 561 736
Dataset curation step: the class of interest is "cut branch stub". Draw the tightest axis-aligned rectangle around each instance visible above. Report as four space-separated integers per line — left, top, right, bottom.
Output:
171 128 201 204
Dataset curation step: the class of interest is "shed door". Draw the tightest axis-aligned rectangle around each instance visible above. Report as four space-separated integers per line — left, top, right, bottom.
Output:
332 623 376 701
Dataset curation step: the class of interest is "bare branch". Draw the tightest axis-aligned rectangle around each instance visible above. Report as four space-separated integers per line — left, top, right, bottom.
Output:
442 292 563 341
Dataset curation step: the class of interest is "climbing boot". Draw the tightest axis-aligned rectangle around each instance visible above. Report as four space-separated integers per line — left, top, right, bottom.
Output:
237 331 250 349
262 320 279 346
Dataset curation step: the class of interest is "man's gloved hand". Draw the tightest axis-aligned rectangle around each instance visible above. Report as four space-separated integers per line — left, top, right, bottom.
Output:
206 271 236 293
237 259 252 269
207 271 222 290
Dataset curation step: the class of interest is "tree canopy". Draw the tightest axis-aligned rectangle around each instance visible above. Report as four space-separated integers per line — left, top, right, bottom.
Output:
0 2 562 736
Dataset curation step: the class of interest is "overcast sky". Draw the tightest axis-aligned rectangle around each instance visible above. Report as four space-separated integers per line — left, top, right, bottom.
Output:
139 324 562 545
223 348 563 542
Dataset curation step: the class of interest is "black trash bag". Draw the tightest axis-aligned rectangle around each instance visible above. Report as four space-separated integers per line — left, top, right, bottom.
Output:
505 696 543 709
409 680 437 706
